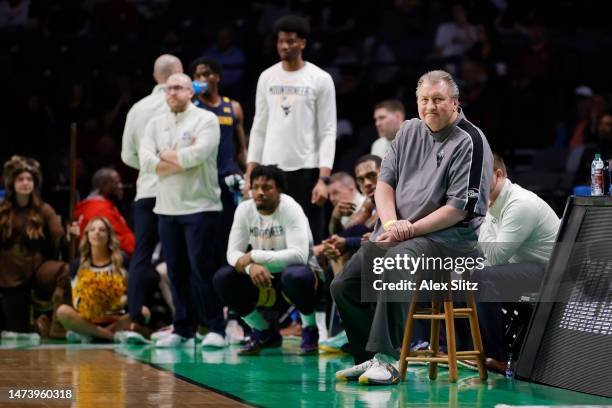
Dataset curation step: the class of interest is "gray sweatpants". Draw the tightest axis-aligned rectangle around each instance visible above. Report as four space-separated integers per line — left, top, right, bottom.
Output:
331 237 474 364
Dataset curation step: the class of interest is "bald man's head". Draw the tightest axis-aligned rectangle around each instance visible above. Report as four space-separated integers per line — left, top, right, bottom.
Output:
153 54 183 84
165 73 194 112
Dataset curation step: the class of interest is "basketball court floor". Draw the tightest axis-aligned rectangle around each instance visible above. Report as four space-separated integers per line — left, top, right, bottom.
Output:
1 337 610 407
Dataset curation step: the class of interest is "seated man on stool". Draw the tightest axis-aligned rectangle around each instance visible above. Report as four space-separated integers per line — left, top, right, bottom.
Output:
332 70 493 385
213 165 320 355
474 152 560 372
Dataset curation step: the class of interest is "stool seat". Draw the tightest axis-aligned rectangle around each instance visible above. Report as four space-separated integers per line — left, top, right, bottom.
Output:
399 270 488 383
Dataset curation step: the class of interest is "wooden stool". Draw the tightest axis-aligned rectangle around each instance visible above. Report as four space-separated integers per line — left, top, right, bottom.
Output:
398 270 488 382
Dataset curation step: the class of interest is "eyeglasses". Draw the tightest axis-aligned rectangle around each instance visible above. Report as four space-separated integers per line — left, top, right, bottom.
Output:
164 85 191 93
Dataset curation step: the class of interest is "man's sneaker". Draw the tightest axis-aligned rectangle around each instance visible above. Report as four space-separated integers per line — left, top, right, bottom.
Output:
195 325 210 342
299 325 319 355
319 330 348 353
154 333 195 348
151 327 174 342
201 332 226 348
335 359 376 381
128 322 152 340
238 328 282 355
114 331 151 345
225 319 245 344
358 357 400 385
66 330 92 344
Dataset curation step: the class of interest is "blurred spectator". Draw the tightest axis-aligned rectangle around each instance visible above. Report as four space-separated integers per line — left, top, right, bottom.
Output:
515 18 555 83
21 92 57 157
568 91 608 147
75 168 135 257
256 0 291 36
599 113 612 144
0 0 31 29
0 156 78 338
566 85 595 147
573 112 612 186
93 0 139 39
435 4 477 59
103 74 134 136
203 27 246 97
371 99 405 158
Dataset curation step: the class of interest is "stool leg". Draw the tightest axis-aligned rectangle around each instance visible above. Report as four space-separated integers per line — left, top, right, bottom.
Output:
465 289 488 381
399 298 418 381
429 301 441 380
444 300 458 382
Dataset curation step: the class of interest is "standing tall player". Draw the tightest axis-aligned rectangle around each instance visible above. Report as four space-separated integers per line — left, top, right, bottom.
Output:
245 15 337 243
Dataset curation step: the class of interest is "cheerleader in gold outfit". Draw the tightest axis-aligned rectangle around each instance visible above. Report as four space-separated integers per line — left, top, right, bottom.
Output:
57 217 149 341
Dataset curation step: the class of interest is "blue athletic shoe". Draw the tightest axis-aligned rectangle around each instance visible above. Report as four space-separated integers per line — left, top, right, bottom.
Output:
238 328 282 355
299 325 319 355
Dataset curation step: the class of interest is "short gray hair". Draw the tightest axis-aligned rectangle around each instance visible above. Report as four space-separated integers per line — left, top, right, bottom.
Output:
416 70 460 100
167 72 193 87
154 54 183 82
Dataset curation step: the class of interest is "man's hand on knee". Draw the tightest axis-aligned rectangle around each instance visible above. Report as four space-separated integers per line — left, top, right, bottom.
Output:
249 264 274 289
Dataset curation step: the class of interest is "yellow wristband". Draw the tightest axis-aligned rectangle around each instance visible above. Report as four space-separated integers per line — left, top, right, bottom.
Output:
383 219 397 231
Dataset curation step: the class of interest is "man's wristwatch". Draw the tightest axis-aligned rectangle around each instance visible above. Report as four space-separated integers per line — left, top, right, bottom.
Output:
319 176 331 185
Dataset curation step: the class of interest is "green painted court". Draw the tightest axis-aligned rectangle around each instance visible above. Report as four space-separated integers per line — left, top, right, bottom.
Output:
1 337 611 407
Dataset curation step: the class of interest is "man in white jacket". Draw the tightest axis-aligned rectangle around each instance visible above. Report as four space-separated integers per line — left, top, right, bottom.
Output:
121 54 182 336
245 15 337 244
139 73 225 348
214 165 320 355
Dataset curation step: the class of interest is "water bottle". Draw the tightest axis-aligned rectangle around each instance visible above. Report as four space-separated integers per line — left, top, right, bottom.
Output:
591 154 604 196
505 352 514 379
192 80 208 95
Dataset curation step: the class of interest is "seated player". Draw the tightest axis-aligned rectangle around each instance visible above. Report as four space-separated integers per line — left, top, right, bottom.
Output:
213 165 320 355
56 217 149 342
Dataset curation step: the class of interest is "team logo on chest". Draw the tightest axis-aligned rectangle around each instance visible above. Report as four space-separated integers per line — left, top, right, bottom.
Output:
269 85 310 117
281 96 292 116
